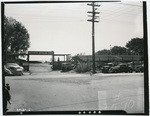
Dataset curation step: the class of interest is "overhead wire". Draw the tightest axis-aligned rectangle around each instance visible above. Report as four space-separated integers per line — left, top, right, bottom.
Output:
111 2 142 8
5 2 143 24
98 3 142 24
99 3 142 17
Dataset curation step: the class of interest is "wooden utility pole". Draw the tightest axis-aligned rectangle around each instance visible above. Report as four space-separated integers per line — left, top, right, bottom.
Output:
27 54 30 71
87 2 100 74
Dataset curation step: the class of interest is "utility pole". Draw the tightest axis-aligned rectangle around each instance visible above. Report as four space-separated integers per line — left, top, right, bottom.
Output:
87 2 100 74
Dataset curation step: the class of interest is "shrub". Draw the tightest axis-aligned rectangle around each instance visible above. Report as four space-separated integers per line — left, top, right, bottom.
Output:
75 62 91 73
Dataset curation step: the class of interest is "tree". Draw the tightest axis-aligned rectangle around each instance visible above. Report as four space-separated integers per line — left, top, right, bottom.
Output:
4 16 30 54
126 38 144 55
111 46 127 55
96 49 111 55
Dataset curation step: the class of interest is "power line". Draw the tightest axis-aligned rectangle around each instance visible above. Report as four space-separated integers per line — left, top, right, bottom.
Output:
113 2 142 7
6 2 142 24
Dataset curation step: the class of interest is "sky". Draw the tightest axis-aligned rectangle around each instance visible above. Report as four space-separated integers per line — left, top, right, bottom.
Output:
4 1 143 61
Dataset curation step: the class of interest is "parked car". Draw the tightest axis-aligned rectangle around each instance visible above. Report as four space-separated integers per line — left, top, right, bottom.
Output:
134 64 144 73
101 63 114 73
107 63 114 67
61 62 72 72
109 63 133 73
102 66 111 73
140 64 144 72
4 66 13 76
8 67 23 76
6 63 24 71
6 63 24 76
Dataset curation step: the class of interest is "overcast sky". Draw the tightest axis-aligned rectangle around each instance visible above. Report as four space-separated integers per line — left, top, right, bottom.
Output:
5 1 143 61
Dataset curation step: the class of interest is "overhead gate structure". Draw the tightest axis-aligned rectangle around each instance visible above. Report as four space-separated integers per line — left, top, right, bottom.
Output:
28 51 55 64
17 51 54 71
7 51 71 71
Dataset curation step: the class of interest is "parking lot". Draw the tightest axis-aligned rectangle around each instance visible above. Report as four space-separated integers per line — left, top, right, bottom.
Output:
5 63 144 113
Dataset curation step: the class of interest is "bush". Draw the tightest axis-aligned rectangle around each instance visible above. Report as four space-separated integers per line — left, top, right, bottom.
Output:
75 62 91 73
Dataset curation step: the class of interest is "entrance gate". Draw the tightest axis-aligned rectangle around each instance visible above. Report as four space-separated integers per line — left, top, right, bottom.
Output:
27 51 54 71
7 51 71 71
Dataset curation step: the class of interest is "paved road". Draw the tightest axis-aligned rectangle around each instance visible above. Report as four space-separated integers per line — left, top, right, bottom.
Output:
5 63 144 113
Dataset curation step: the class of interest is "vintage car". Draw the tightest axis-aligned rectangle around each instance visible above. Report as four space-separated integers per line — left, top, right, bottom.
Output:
101 63 114 73
102 66 111 73
6 63 24 76
4 66 13 76
6 63 24 71
109 63 133 73
8 67 23 76
134 64 144 73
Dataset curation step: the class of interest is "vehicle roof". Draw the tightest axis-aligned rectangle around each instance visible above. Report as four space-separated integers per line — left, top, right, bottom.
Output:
107 63 113 64
103 66 110 67
118 63 127 66
111 66 120 69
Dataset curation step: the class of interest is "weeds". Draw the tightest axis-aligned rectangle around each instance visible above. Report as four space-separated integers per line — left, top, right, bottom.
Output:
75 62 91 73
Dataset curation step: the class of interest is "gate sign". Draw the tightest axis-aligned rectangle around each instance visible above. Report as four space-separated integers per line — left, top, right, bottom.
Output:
28 51 54 55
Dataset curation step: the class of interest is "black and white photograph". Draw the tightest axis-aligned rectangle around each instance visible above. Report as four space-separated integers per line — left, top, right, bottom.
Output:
1 0 149 115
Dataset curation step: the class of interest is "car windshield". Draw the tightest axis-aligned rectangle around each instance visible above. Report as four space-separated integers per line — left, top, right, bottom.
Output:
16 67 21 69
104 66 109 68
8 63 19 66
114 66 120 68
